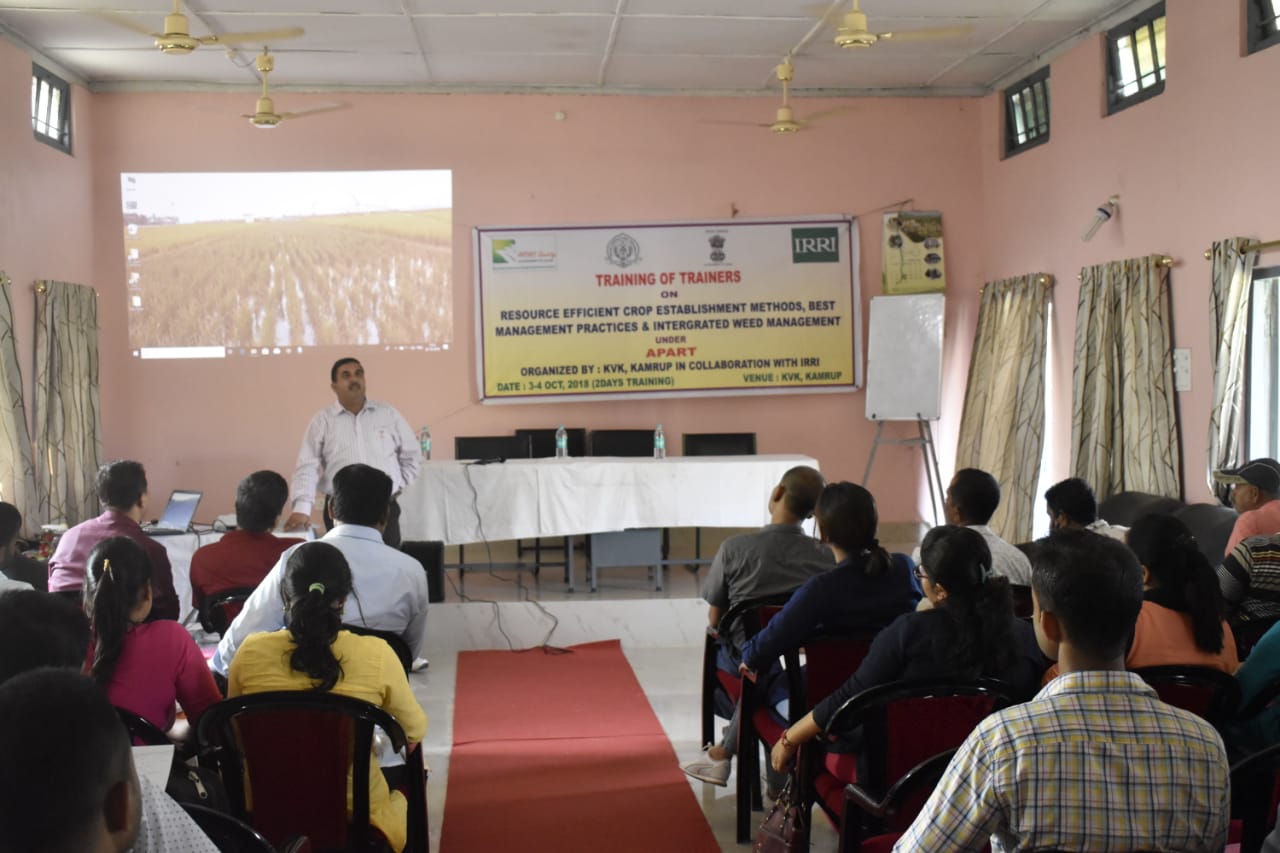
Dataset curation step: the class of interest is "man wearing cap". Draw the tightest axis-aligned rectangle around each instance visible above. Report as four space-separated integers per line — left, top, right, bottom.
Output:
1215 458 1280 557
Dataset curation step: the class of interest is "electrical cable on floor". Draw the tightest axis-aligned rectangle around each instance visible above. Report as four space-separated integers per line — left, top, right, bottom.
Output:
458 462 562 652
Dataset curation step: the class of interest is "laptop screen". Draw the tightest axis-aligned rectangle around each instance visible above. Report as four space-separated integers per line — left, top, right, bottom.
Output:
157 490 201 530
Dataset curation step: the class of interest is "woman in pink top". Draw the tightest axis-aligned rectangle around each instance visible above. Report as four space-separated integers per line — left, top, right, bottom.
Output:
85 536 222 738
1126 514 1238 673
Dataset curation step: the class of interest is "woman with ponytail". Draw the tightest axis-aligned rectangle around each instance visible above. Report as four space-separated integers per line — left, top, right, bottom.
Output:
738 482 920 674
1125 514 1237 672
770 525 1045 772
228 541 426 853
85 536 221 738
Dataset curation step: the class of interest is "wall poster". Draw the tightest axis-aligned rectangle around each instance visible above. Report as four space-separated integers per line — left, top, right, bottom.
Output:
882 211 945 295
475 216 861 402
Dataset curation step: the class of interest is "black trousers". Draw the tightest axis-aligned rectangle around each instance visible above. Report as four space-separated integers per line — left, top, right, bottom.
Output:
323 496 402 549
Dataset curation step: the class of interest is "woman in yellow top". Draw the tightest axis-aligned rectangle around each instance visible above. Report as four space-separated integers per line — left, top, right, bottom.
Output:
227 541 427 852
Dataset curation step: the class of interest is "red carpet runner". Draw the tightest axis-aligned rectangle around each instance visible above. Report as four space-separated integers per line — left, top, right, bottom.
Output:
440 639 721 852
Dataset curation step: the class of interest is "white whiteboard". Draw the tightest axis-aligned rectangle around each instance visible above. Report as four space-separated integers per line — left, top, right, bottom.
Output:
865 293 944 421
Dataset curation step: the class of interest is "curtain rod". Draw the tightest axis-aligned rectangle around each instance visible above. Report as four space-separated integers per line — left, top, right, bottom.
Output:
1203 238 1280 259
1076 255 1174 281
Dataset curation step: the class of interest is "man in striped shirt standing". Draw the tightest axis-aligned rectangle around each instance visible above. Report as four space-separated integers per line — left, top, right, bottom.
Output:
284 358 420 548
895 530 1230 852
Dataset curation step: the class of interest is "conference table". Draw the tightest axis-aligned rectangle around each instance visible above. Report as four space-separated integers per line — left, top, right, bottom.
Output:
397 454 819 591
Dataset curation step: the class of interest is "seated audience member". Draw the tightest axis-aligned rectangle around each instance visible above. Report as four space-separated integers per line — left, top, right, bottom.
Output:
1126 514 1237 672
47 460 179 621
212 463 429 675
0 669 142 853
0 501 43 591
1217 531 1280 626
1224 617 1280 758
934 468 1032 586
0 590 90 684
893 530 1230 852
1044 476 1128 541
85 537 222 739
189 470 302 607
1216 457 1280 556
0 594 217 853
229 541 426 853
683 482 918 787
771 525 1045 771
681 466 832 786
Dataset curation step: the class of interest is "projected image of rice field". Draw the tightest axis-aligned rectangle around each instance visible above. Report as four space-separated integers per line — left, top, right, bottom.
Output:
126 210 452 349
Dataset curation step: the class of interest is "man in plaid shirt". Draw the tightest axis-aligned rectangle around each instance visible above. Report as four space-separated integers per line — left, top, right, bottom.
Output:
895 530 1230 852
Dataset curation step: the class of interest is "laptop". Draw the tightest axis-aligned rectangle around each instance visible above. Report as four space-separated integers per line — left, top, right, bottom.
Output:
143 490 202 536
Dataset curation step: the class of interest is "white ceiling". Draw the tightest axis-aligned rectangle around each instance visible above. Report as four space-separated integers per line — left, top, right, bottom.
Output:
0 0 1144 96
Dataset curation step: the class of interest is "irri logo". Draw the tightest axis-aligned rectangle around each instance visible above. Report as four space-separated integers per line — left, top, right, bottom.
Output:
791 227 840 263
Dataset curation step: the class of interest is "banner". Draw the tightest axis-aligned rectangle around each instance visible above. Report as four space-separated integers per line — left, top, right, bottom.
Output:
475 217 860 402
882 211 945 295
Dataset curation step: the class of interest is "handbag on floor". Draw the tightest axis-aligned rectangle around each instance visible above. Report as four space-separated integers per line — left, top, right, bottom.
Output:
753 768 809 853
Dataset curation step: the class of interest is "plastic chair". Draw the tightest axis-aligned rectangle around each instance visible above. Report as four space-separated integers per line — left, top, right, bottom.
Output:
400 541 446 604
682 432 758 560
452 434 531 461
116 704 170 746
840 748 958 852
197 691 429 853
587 429 654 457
342 623 414 674
198 587 257 636
181 802 305 853
699 593 793 748
1132 665 1242 728
515 427 586 458
736 627 876 843
1230 742 1280 853
1008 584 1034 619
812 678 1019 853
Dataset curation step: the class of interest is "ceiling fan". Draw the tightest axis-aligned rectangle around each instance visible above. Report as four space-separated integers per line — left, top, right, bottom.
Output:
709 57 853 134
829 0 972 49
99 0 304 55
244 49 347 129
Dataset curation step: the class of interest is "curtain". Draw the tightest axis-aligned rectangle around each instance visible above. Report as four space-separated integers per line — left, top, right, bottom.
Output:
0 274 38 534
1206 238 1258 502
1070 256 1181 501
33 280 102 527
956 274 1052 542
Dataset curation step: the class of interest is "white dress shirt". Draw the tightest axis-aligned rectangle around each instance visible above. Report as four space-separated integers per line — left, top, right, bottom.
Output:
290 399 421 516
211 524 429 675
969 524 1033 586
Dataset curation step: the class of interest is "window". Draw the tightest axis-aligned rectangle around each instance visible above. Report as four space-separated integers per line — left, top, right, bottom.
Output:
1247 0 1280 55
1003 67 1050 158
1246 266 1280 460
31 64 71 153
1105 3 1166 114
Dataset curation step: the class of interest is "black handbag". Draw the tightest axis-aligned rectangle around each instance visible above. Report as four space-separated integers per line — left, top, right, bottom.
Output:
753 770 810 853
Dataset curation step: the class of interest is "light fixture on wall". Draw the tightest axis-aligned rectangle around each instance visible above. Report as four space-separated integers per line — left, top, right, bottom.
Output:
1082 195 1120 242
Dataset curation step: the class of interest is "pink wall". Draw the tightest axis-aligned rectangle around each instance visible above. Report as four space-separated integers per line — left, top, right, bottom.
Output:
0 42 95 405
13 0 1268 527
77 89 986 522
979 0 1280 505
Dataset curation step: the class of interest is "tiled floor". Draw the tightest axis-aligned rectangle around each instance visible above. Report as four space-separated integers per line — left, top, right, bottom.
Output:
411 528 883 851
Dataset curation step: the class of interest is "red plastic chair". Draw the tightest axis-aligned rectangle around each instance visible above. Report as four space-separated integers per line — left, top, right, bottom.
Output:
812 678 1018 853
1132 665 1242 728
197 691 428 853
197 586 257 636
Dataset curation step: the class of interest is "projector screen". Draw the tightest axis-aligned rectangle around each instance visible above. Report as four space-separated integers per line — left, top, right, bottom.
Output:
120 170 453 360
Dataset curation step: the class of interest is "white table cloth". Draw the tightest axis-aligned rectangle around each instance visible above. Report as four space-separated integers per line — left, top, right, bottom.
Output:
398 454 819 545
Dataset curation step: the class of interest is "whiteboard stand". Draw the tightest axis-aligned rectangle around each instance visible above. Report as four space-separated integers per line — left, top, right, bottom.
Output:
863 416 945 526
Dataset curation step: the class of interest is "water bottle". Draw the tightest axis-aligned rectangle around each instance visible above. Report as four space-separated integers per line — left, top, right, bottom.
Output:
418 426 431 461
555 425 569 459
653 423 666 459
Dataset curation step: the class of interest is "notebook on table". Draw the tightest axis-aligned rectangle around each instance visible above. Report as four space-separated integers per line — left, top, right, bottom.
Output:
142 490 202 536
